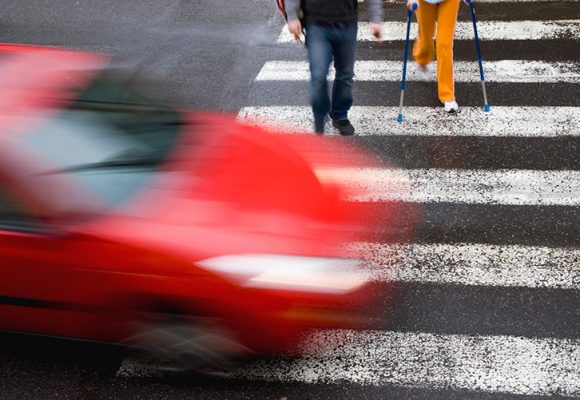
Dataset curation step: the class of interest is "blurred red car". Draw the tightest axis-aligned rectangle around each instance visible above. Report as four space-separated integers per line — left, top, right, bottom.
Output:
0 44 389 366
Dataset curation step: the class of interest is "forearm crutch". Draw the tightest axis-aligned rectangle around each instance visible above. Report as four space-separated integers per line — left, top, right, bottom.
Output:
397 3 417 123
466 0 490 112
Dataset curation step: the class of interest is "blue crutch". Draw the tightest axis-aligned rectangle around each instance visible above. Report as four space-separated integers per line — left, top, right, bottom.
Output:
397 2 418 123
465 0 490 112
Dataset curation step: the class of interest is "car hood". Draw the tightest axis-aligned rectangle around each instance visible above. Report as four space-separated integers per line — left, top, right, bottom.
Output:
79 112 383 261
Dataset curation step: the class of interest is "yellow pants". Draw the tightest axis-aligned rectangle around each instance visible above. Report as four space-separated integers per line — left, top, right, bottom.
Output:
413 0 461 102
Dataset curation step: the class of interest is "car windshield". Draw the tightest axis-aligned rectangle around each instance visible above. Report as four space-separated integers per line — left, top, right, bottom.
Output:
18 72 182 208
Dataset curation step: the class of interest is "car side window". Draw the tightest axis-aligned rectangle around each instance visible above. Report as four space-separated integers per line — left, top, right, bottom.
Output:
0 186 36 232
0 188 23 217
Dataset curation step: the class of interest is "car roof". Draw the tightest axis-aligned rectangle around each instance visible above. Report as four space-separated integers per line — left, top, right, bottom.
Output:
0 43 106 138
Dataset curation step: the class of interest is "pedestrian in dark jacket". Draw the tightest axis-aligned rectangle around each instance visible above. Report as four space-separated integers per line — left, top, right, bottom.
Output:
286 0 384 135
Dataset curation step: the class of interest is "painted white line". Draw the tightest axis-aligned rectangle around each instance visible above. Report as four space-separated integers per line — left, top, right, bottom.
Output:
117 330 580 397
237 106 580 137
116 358 165 378
349 242 580 289
315 167 580 205
278 20 580 41
256 60 580 83
230 330 580 396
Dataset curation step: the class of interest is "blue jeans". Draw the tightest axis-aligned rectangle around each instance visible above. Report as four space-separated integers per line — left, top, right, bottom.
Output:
305 21 358 131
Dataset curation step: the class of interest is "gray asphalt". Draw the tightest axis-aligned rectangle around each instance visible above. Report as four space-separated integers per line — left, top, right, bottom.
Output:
2 0 282 111
0 1 579 399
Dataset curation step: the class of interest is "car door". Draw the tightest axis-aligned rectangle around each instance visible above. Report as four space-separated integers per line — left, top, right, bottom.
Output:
0 184 106 339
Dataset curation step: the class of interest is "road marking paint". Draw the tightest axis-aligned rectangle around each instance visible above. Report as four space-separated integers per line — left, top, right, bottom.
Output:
117 330 580 397
278 20 580 41
350 242 580 289
315 167 580 205
116 358 165 378
232 330 580 396
237 106 580 137
256 60 580 83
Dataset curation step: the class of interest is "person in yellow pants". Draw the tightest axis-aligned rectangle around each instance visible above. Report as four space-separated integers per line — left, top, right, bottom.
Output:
407 0 465 113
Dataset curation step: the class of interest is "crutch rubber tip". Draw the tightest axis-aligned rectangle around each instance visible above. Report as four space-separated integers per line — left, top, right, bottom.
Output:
484 104 490 112
397 114 404 123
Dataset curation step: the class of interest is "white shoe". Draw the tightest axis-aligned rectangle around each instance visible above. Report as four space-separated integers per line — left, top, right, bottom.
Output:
415 64 430 80
443 100 459 113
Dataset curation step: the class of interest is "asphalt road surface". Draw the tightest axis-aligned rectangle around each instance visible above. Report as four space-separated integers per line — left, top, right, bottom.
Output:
1 0 579 399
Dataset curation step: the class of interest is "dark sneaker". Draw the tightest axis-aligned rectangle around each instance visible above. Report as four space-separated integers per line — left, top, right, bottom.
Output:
332 119 355 136
314 115 328 134
314 123 325 135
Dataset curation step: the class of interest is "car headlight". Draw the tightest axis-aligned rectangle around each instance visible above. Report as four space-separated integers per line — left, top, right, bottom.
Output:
197 254 369 294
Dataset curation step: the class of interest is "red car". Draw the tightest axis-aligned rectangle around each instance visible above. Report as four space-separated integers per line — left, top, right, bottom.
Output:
0 44 391 367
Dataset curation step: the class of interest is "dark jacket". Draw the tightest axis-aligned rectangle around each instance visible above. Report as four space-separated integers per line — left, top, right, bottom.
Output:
303 0 357 23
286 0 383 24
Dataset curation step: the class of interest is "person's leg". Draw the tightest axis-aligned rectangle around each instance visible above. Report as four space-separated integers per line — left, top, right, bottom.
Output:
305 23 333 132
329 21 357 123
413 0 437 68
435 0 460 103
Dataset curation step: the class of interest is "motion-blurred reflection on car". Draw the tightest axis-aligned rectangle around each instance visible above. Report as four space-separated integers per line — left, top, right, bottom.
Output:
0 44 409 368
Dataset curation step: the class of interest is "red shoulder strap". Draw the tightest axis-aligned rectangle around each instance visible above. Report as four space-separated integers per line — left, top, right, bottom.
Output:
276 0 288 20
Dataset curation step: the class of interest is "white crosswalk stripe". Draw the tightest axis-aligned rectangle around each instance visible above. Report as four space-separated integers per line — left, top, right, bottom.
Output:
316 167 580 205
117 330 580 397
350 242 580 289
118 2 580 396
238 106 580 137
256 60 580 82
278 20 580 42
228 330 580 396
231 7 580 394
